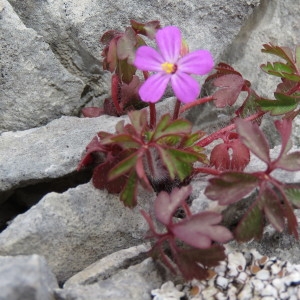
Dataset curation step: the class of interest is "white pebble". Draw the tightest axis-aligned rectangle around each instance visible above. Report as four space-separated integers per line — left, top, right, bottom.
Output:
284 272 300 286
255 269 270 280
227 252 246 276
260 284 278 297
251 279 265 292
272 278 285 293
215 276 229 290
236 272 248 284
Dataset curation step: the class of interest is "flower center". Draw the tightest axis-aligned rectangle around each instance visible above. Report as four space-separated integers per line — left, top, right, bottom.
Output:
162 62 177 74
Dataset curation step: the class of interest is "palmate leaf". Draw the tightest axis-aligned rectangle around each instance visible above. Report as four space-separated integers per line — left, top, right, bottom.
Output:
212 74 245 108
234 202 264 242
120 170 138 207
257 93 298 116
235 118 270 164
205 172 258 205
171 211 233 248
151 114 192 141
284 186 300 208
261 187 285 233
154 186 192 225
157 147 199 181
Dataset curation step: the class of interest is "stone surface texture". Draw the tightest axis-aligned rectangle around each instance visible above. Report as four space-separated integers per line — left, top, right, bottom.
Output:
0 0 84 133
0 254 58 300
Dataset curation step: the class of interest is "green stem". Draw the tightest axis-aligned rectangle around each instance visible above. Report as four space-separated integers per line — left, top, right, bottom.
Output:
197 111 266 147
179 96 215 115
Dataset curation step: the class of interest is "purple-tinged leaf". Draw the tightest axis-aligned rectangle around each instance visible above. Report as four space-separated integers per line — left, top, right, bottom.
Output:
234 202 264 242
128 109 148 134
108 134 141 149
282 195 299 239
261 44 295 68
130 20 161 39
276 152 300 171
171 211 233 248
210 143 230 170
235 118 270 164
120 170 138 207
274 119 293 157
296 45 300 69
205 172 258 205
175 245 226 281
212 74 245 108
230 139 250 171
262 187 285 232
284 186 300 208
154 186 192 225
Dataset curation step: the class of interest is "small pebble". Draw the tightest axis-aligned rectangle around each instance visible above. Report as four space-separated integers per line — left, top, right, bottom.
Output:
255 269 270 280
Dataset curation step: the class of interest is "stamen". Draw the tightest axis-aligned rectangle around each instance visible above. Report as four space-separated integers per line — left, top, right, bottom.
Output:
162 62 177 74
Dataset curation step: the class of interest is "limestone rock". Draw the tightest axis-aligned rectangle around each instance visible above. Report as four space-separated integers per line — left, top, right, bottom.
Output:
0 182 154 284
0 0 84 132
55 258 165 300
0 114 126 199
0 254 58 300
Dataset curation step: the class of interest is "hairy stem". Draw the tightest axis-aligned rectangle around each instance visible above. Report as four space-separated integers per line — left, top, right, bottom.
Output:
172 99 181 120
179 96 215 115
142 71 156 128
193 167 221 176
111 74 122 115
197 111 266 147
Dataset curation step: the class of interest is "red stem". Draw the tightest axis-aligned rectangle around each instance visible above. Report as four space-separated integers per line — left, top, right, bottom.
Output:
179 96 215 115
172 99 181 120
193 167 221 176
286 82 300 95
142 71 156 128
111 74 122 115
197 111 266 147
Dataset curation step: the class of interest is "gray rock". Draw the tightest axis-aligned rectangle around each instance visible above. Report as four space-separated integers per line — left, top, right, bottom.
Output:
0 0 84 133
223 0 300 98
63 243 151 288
55 258 165 300
0 254 58 300
7 0 261 110
0 114 126 199
0 182 154 284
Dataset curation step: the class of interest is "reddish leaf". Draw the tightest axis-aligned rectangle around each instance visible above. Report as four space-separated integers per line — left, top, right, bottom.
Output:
234 202 264 242
274 119 293 157
276 152 300 171
210 143 230 170
130 19 160 39
284 186 300 208
230 139 250 171
212 74 245 108
205 172 258 205
235 118 270 164
92 161 126 194
282 195 299 239
171 211 233 248
81 107 104 118
154 186 192 225
262 187 285 232
175 246 226 281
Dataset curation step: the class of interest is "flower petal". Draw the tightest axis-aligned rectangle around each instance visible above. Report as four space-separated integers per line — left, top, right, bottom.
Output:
171 72 200 103
138 72 171 103
178 50 214 75
134 46 164 71
156 26 181 63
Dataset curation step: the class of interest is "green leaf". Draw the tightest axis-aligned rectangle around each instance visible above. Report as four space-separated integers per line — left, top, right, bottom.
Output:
109 134 141 148
108 151 138 180
182 131 205 147
118 58 137 84
276 151 300 171
257 94 298 116
234 202 264 242
284 186 300 208
205 172 258 205
127 109 148 134
151 114 192 141
260 62 300 81
261 44 295 67
120 171 138 207
157 147 198 181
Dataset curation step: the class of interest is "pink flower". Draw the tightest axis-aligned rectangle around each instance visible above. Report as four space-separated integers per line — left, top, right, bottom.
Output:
134 26 214 103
